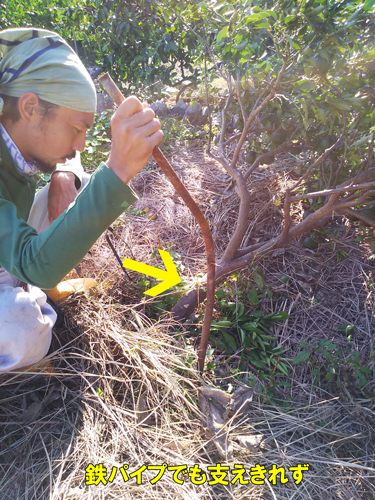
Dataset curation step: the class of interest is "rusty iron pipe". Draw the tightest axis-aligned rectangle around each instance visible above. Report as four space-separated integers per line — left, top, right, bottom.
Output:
98 72 215 372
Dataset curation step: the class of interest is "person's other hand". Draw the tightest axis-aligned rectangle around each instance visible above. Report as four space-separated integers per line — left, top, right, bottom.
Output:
105 97 163 184
48 171 78 224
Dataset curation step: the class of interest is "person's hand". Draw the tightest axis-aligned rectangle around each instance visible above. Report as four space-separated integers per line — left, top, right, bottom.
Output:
105 97 163 184
48 171 78 224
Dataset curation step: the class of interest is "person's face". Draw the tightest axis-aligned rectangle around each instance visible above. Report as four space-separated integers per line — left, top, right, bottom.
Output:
28 105 94 174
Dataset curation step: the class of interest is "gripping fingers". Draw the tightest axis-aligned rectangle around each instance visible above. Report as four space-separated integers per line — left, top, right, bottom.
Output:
129 107 156 128
146 128 164 149
139 118 162 139
112 96 144 124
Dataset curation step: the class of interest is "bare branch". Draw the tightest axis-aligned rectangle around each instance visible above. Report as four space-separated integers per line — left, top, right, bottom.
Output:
290 112 348 193
236 71 247 124
337 207 375 230
367 134 374 171
222 173 251 261
218 86 233 155
231 58 289 169
340 188 375 205
244 128 302 181
333 141 347 187
280 190 291 242
336 189 375 209
204 46 213 155
290 181 375 203
223 125 275 147
206 150 239 179
235 240 270 258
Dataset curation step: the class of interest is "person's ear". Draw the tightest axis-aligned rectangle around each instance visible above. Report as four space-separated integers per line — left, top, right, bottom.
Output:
18 92 41 123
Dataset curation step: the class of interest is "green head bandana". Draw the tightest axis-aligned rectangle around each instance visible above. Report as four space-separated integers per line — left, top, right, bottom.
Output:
0 27 96 115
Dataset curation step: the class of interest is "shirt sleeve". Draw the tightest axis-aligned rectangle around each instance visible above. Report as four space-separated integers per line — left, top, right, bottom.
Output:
53 152 84 189
0 162 138 289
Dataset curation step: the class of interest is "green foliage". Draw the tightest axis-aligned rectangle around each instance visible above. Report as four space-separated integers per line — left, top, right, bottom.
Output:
157 116 197 153
172 0 375 199
199 281 291 381
0 0 201 90
81 110 112 169
292 336 373 391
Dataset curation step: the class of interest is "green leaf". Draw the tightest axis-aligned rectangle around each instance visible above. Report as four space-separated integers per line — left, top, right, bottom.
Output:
297 80 315 91
216 26 228 44
222 331 237 353
254 20 270 29
247 12 271 23
276 362 289 376
351 135 371 148
284 15 296 23
337 324 355 337
293 351 311 364
247 286 259 306
328 100 351 112
317 107 328 123
286 34 293 50
355 370 367 387
261 334 278 341
213 320 234 327
248 358 264 369
253 271 265 291
250 310 263 318
234 40 248 51
364 0 375 10
241 322 263 334
269 311 289 321
312 368 321 383
240 328 246 344
236 302 245 317
361 367 372 374
301 98 309 120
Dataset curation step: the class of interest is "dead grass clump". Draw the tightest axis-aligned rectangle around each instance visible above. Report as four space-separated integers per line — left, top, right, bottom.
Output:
0 294 213 499
0 276 374 499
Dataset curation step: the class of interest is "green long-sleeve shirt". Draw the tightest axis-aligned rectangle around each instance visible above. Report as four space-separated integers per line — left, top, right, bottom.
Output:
0 132 138 289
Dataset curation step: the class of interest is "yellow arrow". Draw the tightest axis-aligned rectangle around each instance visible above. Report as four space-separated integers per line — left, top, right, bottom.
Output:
122 250 181 297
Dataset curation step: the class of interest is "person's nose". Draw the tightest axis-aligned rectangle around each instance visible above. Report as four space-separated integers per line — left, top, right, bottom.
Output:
73 132 86 152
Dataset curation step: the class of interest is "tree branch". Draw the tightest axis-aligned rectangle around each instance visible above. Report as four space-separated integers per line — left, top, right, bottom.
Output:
243 128 302 181
231 58 289 169
290 180 375 203
236 71 247 124
337 207 375 230
290 111 348 193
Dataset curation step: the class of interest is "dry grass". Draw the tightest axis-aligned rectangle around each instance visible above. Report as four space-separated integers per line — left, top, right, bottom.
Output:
0 143 374 499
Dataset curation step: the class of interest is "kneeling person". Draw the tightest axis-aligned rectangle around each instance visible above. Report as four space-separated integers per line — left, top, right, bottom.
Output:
0 28 163 370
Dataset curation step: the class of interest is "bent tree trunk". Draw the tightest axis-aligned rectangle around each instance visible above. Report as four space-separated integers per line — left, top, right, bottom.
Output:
171 174 375 322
